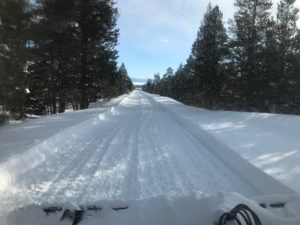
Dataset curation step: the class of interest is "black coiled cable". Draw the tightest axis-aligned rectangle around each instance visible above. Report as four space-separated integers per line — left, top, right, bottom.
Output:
218 204 262 225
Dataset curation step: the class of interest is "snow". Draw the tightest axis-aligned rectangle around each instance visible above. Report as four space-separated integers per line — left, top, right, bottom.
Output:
0 91 300 225
4 193 300 225
0 94 127 164
152 95 300 192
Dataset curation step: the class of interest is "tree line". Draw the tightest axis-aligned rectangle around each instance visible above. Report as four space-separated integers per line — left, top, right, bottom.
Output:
0 0 133 123
143 0 300 114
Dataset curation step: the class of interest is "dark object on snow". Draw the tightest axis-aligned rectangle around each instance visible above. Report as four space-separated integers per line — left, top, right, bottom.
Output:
43 206 63 215
112 206 128 211
60 209 84 225
60 209 74 222
270 202 286 208
87 206 102 212
259 202 286 209
72 210 84 225
218 204 262 225
259 203 266 208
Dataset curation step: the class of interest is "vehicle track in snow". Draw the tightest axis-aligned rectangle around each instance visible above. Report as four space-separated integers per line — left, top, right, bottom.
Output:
0 90 294 215
139 92 256 197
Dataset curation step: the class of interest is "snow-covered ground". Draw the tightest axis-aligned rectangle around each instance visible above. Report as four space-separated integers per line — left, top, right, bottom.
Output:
0 90 300 225
0 94 126 164
154 95 300 192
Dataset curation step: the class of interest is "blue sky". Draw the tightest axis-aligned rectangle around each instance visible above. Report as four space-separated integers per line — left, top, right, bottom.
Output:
116 0 300 81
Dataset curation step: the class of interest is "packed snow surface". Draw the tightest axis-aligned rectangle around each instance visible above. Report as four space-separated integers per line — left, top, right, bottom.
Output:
165 97 300 192
0 90 300 225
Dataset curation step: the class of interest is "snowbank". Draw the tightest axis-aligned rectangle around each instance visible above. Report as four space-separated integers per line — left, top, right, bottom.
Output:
151 94 300 193
88 94 129 109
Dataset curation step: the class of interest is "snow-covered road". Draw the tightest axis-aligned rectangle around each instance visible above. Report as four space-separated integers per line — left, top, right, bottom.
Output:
0 90 298 225
0 91 293 203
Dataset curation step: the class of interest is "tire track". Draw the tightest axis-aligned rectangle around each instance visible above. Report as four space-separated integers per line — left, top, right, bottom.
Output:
78 116 135 202
142 92 293 196
121 91 142 200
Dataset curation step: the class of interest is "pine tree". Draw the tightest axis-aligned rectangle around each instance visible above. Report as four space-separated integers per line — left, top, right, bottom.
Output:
295 31 300 111
26 0 120 113
26 0 78 114
143 79 154 93
191 4 228 108
0 0 30 119
275 0 299 112
116 63 133 94
143 1 300 115
260 19 280 112
230 0 272 110
72 0 119 109
170 64 184 99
